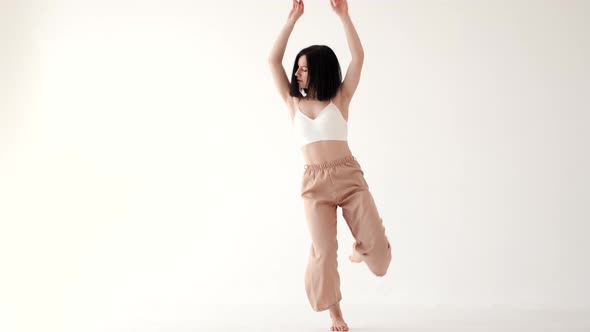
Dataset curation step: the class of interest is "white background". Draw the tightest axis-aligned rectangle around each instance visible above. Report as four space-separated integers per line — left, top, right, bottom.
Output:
1 0 589 331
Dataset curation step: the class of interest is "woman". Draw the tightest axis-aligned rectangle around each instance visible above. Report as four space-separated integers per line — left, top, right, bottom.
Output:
268 1 392 331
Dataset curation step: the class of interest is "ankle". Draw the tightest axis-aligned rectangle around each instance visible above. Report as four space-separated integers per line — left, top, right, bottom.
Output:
329 307 343 318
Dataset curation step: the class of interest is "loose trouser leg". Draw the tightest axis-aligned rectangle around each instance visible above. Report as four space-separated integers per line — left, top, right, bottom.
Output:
339 166 392 277
302 199 342 311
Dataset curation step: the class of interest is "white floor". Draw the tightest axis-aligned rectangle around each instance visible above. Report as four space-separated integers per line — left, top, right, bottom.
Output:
139 304 590 332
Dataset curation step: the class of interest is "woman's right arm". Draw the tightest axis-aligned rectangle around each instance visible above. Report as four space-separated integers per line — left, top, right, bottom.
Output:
268 0 304 104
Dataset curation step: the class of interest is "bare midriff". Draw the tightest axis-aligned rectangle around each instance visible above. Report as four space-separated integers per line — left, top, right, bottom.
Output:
290 91 354 165
300 140 353 165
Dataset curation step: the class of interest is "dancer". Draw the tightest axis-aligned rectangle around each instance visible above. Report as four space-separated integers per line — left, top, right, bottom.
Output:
268 1 392 331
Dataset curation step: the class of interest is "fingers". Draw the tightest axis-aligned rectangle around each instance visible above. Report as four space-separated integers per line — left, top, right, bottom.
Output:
290 0 303 18
292 0 303 12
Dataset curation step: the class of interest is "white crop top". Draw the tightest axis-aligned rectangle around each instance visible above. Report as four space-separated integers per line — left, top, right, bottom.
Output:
293 99 348 149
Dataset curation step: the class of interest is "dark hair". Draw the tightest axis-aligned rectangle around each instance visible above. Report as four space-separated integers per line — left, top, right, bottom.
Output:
289 45 342 101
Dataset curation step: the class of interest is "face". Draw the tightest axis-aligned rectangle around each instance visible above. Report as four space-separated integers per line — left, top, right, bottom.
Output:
295 55 308 89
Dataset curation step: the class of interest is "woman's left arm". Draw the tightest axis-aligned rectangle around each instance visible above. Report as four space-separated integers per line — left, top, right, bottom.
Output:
331 0 364 98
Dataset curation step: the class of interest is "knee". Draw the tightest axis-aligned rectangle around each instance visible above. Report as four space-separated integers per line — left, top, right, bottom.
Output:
371 245 391 277
374 271 387 277
372 262 391 277
372 264 389 277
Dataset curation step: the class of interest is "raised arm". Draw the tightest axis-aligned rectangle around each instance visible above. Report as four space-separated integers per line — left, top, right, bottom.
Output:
268 0 304 104
331 0 364 99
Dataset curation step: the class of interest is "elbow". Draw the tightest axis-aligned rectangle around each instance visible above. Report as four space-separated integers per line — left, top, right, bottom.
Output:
351 50 364 62
268 57 282 64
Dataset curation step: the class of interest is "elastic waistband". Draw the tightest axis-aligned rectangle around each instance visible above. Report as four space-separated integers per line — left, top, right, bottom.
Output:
304 155 357 171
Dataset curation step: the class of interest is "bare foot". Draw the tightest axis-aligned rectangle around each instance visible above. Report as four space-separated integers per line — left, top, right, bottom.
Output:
348 250 363 263
349 242 365 263
329 303 349 331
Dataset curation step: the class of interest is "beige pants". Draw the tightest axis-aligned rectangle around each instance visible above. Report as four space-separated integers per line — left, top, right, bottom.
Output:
301 155 392 312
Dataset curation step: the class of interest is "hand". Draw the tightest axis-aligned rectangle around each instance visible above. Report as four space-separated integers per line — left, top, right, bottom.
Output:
287 0 304 24
330 0 348 17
